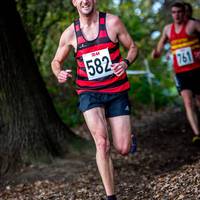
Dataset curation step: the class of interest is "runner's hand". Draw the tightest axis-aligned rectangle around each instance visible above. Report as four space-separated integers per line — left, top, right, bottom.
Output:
151 49 160 59
111 61 127 77
57 69 72 83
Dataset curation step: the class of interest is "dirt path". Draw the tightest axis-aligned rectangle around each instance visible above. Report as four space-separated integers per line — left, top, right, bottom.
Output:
0 107 200 200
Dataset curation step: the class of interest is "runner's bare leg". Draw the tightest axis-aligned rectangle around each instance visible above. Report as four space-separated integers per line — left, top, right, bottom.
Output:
181 90 200 136
83 107 114 195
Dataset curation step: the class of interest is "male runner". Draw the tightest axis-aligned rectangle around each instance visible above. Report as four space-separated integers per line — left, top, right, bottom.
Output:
51 0 138 199
175 2 200 109
174 3 200 94
152 2 200 144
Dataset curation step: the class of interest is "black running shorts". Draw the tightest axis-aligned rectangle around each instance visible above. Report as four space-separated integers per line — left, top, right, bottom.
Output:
78 91 131 118
174 68 200 95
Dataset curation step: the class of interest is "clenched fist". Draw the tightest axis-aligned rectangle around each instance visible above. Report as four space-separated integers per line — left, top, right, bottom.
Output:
57 69 72 83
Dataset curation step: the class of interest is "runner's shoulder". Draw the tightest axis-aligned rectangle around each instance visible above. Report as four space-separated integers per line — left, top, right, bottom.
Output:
193 19 200 27
106 13 122 27
163 23 172 37
60 23 75 45
63 23 75 38
164 23 172 31
187 19 200 33
187 19 200 27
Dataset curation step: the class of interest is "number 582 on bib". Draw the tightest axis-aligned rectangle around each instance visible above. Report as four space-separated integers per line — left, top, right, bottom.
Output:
83 48 113 80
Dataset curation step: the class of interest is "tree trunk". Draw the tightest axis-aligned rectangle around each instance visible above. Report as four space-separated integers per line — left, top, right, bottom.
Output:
0 0 79 175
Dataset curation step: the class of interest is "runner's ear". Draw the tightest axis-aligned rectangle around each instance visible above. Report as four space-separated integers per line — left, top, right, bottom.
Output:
72 0 76 7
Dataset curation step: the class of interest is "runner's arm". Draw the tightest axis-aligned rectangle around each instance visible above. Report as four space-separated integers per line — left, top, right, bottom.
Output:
107 15 138 76
152 25 169 59
51 25 74 83
115 16 138 66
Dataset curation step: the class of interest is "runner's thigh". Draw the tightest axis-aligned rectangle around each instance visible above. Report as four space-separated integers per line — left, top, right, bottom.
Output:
108 115 132 147
83 107 108 141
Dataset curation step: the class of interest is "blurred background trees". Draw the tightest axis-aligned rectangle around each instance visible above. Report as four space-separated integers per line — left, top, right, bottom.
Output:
1 0 199 175
16 0 200 126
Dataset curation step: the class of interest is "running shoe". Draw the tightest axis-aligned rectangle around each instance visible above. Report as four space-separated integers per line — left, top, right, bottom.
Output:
130 134 137 154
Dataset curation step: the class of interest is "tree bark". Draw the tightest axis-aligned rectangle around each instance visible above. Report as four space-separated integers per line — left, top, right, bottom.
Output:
0 0 79 175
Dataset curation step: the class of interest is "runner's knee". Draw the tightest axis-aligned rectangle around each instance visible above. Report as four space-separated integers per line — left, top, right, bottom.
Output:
114 142 130 156
96 135 110 155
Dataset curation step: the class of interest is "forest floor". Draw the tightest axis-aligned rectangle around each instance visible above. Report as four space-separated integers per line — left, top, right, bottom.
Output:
0 106 200 200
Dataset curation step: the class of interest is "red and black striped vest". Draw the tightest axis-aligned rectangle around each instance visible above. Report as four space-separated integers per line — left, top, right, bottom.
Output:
74 12 130 94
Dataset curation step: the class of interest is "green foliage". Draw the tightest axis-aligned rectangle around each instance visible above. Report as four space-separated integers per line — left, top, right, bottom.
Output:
16 0 199 126
16 0 82 126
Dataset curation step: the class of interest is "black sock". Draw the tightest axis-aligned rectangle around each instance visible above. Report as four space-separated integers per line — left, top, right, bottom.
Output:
107 195 117 200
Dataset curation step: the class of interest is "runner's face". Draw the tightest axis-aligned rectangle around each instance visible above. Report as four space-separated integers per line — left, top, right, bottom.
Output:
73 0 96 16
171 7 185 24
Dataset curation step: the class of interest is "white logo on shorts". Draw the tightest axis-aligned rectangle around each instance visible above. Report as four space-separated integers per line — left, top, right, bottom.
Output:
125 105 129 111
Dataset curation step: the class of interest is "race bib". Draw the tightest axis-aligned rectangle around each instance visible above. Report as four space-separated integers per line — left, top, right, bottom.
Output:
82 48 113 80
176 47 194 67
